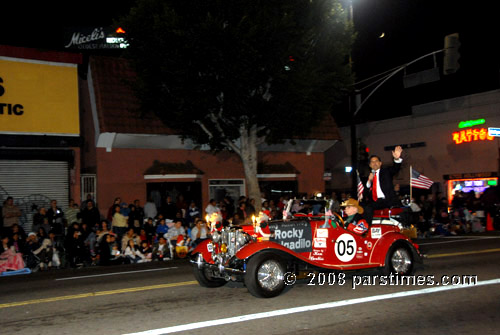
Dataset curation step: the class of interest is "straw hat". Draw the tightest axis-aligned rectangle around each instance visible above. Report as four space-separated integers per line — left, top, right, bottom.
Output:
340 198 364 214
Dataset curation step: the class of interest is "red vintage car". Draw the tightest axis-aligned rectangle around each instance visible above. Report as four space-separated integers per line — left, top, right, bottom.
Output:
191 201 423 298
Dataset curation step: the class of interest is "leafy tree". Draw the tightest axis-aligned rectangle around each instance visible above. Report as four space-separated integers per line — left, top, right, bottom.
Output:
120 0 354 212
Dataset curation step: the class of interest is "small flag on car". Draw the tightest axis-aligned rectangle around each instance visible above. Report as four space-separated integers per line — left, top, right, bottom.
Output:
356 170 364 201
411 167 434 189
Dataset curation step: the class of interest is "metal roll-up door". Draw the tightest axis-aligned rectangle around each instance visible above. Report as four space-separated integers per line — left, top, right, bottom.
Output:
0 160 69 231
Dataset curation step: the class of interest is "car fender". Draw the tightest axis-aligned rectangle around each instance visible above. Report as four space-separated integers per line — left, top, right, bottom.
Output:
191 239 213 262
235 240 307 262
369 232 421 265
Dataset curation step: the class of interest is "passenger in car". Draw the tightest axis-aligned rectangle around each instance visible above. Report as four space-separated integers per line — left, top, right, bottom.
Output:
341 199 368 235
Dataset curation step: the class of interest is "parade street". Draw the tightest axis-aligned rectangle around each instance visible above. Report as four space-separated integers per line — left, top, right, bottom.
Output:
1 232 500 335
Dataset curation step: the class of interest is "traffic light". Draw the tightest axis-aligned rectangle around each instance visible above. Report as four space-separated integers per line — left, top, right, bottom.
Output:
357 139 369 165
443 33 460 75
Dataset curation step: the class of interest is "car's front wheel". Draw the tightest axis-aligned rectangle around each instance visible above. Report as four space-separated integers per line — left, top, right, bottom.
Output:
384 243 414 275
192 262 227 288
244 253 287 298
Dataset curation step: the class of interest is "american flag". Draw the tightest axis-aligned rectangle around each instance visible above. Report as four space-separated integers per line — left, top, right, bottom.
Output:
411 168 434 189
357 170 364 201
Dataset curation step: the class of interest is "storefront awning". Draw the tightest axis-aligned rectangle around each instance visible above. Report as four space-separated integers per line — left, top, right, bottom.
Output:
143 160 204 180
257 162 300 178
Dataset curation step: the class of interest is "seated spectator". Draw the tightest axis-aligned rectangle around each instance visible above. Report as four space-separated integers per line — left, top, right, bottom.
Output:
48 230 63 268
166 221 190 258
165 220 188 246
23 232 41 269
97 221 111 244
124 239 146 263
67 222 81 238
190 219 210 249
435 209 452 236
33 232 55 270
416 213 431 238
11 232 26 254
65 229 86 268
174 211 187 229
83 225 98 261
451 209 468 234
98 233 125 266
0 235 25 273
138 228 150 245
139 241 152 262
121 228 141 252
143 218 156 243
9 223 27 242
34 218 51 240
155 218 169 237
152 236 170 261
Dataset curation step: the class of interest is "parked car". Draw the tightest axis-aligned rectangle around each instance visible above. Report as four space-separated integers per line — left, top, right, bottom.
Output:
191 200 423 298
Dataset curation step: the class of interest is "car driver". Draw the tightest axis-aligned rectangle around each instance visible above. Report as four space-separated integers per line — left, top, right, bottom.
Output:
341 198 368 235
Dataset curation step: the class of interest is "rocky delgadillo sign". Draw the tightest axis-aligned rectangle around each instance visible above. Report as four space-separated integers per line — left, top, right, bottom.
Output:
268 220 312 252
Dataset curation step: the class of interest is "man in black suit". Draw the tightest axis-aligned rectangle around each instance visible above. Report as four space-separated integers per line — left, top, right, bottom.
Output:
363 145 403 224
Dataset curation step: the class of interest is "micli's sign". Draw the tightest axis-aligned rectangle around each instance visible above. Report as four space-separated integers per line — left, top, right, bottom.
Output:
64 26 128 50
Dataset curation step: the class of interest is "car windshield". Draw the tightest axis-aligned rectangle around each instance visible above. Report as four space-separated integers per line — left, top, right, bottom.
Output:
289 199 328 216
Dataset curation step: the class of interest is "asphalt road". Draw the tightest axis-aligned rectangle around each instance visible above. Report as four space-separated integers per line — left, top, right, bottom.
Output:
1 232 500 335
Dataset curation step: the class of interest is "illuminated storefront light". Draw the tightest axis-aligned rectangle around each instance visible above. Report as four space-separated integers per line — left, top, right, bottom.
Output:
447 177 498 204
452 128 494 144
458 118 485 128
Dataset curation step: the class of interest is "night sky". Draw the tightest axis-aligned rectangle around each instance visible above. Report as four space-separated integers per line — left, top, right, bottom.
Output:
349 0 500 125
1 0 499 125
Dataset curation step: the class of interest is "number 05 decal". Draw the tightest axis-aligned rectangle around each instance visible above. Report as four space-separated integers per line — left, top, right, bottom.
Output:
335 233 357 262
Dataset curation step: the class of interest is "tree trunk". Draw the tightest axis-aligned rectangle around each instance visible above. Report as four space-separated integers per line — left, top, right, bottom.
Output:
239 125 262 214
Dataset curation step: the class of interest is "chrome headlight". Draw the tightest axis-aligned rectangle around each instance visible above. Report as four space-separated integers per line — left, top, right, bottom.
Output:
212 231 221 243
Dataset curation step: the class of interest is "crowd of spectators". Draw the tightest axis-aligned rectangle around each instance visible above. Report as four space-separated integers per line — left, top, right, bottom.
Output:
1 187 498 274
396 188 499 238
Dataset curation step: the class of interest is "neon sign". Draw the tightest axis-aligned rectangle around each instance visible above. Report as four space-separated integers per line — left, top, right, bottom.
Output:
458 118 485 128
452 128 494 144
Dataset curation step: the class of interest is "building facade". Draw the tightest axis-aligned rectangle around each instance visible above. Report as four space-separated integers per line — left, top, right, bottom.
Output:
0 46 82 230
80 55 341 217
326 89 500 203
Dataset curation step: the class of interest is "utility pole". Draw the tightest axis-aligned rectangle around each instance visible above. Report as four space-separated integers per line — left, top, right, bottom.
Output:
350 92 360 195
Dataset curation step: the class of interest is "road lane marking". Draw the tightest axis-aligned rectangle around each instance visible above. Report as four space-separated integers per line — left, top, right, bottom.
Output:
427 248 500 259
55 267 178 281
123 278 500 335
0 280 197 309
418 236 500 245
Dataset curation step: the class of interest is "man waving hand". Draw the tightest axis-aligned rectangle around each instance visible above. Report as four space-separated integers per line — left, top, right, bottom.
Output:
363 145 403 224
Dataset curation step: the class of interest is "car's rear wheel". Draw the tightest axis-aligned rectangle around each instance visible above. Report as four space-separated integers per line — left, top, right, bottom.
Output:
384 243 414 275
244 253 287 298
